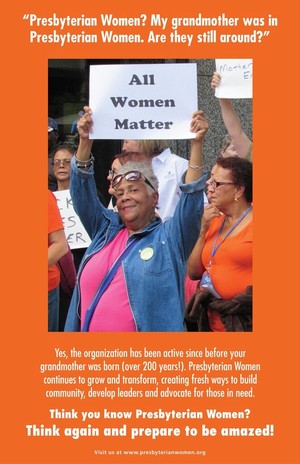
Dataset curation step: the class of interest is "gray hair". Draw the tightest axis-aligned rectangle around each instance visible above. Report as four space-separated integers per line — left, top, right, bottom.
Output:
117 160 159 193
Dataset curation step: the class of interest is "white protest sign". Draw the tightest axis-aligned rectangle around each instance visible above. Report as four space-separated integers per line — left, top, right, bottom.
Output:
89 63 198 140
215 59 252 98
53 190 91 250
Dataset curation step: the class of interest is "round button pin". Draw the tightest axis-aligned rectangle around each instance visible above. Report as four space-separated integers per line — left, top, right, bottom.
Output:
140 247 154 261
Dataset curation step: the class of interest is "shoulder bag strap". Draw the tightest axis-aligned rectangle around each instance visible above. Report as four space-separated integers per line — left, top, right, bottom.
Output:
81 238 139 332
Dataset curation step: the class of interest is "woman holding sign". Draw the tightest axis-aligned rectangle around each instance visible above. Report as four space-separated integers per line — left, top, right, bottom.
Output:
64 106 208 332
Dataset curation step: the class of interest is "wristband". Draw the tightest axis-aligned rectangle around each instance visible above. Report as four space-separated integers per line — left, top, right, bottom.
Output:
74 152 95 169
188 162 204 170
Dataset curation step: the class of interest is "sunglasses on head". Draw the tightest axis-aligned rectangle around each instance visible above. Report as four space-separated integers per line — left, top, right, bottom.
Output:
112 171 155 191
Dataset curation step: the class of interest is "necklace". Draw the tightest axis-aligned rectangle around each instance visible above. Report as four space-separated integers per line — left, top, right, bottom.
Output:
207 204 253 272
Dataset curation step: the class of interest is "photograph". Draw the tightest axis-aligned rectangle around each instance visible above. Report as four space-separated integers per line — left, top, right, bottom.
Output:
1 2 298 463
48 59 253 333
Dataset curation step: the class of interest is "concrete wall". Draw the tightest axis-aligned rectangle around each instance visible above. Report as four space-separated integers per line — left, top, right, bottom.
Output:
168 59 252 170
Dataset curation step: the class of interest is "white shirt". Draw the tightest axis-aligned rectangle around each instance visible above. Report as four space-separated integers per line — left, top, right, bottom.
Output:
152 148 208 221
151 148 187 221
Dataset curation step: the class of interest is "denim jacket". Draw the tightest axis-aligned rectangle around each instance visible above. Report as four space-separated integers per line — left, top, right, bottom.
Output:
64 158 207 332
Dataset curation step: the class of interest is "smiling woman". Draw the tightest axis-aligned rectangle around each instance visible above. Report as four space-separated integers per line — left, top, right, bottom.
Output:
64 106 209 332
112 162 159 236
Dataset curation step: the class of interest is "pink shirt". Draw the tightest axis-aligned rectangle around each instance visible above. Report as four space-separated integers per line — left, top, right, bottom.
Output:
79 229 136 331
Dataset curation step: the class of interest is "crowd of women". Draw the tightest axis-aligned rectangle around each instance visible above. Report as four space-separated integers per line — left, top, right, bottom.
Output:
48 71 253 333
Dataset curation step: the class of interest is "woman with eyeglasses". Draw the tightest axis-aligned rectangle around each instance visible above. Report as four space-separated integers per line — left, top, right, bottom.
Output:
51 142 106 204
186 156 253 332
106 151 150 212
64 106 209 332
51 142 75 191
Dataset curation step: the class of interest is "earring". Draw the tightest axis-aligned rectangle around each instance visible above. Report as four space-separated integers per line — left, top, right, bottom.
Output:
234 197 239 202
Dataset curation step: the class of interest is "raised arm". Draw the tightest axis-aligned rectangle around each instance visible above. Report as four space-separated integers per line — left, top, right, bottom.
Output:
75 106 94 163
70 106 111 239
185 110 209 183
211 72 252 159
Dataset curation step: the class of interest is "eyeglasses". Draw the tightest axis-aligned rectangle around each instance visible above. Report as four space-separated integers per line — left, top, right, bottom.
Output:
112 171 155 191
207 180 235 189
51 158 71 166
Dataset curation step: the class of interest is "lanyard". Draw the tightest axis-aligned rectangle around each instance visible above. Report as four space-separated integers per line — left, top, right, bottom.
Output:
208 205 252 270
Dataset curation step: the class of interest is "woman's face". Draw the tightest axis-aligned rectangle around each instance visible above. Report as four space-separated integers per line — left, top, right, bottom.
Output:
122 139 140 153
206 164 237 211
52 149 73 184
115 178 158 232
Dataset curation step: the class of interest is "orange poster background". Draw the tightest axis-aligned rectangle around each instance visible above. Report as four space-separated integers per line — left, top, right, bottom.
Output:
1 1 299 463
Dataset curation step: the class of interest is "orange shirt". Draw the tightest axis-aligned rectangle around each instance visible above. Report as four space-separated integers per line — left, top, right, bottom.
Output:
202 215 253 331
48 190 64 291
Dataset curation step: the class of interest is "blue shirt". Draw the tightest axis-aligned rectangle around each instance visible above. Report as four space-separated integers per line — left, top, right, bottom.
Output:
64 158 207 332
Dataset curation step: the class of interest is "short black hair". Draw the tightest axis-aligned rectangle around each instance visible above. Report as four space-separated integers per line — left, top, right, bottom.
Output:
215 156 252 203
